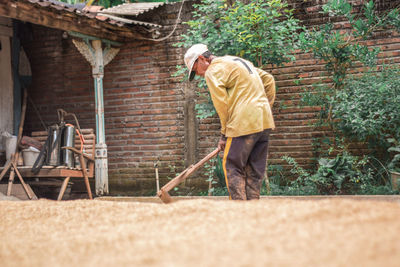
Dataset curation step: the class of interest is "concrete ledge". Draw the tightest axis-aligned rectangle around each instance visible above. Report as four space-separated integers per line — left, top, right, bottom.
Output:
95 195 400 203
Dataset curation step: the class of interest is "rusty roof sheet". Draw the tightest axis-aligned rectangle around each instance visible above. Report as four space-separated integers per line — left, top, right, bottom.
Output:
25 0 163 28
98 13 162 28
100 2 165 17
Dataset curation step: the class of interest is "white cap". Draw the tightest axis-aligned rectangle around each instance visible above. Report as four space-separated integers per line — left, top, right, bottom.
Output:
184 44 209 81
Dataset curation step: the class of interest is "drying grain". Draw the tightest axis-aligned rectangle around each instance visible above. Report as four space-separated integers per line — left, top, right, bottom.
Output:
0 198 399 267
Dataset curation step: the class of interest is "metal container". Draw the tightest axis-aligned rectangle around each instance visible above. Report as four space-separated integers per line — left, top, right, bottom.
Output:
46 125 61 166
61 125 75 167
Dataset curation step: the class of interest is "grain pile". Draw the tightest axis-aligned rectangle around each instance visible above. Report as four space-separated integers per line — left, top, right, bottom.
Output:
0 197 399 267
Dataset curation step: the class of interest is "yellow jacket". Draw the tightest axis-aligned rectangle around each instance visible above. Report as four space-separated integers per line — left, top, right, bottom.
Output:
204 56 275 137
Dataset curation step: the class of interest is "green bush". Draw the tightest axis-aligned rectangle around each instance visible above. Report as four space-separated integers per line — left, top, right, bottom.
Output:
295 0 400 195
333 67 400 157
309 152 373 194
299 0 400 123
280 153 395 195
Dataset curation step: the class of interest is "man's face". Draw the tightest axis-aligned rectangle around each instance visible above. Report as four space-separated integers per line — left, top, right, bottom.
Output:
192 55 209 77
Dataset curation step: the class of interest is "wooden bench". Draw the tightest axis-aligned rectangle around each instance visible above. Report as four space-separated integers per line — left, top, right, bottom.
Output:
15 128 95 200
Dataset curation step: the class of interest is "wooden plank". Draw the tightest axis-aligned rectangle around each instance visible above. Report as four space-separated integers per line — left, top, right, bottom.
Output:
31 130 94 138
31 132 94 140
0 24 12 37
81 129 94 134
0 1 146 42
28 180 64 187
31 131 47 137
17 167 94 178
32 137 94 143
0 16 12 26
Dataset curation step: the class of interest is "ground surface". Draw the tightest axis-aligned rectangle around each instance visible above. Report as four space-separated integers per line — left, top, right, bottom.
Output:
1 196 399 267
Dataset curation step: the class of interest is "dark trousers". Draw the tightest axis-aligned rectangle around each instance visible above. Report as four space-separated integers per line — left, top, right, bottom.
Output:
223 129 271 200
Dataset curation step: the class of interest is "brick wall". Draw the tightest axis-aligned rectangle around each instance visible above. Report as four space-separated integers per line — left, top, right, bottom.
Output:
22 0 400 196
23 24 95 130
23 1 196 195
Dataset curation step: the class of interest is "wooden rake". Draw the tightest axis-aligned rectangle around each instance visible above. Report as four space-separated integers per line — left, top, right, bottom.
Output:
157 148 221 203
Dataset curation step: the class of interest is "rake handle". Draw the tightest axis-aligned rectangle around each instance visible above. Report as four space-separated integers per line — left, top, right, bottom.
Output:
160 148 221 193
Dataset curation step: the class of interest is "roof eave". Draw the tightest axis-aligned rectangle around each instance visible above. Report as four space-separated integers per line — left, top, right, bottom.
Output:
0 0 149 43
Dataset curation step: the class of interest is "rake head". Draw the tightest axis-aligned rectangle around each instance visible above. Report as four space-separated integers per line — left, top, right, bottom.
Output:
157 188 173 204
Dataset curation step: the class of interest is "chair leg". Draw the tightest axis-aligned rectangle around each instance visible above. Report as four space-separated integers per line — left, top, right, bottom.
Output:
57 177 71 201
13 162 35 200
84 176 93 200
79 156 93 200
0 160 12 182
7 169 15 196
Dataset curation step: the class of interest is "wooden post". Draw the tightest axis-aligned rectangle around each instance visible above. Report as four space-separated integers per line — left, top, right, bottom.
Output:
72 37 119 196
156 169 160 192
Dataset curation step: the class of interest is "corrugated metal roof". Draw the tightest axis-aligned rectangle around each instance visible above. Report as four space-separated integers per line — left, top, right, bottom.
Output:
100 2 165 17
24 0 163 28
98 14 162 28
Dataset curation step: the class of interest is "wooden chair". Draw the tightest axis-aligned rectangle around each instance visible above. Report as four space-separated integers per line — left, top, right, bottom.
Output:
16 129 95 200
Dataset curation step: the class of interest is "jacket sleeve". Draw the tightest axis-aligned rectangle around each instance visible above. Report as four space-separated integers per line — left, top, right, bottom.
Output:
256 68 276 106
205 66 229 135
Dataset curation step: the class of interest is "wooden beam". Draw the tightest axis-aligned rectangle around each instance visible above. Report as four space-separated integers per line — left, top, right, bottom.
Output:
0 16 12 26
0 0 146 42
68 31 122 47
0 17 12 36
0 24 12 36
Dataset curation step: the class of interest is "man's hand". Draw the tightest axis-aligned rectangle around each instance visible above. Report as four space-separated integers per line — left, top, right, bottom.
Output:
218 135 227 151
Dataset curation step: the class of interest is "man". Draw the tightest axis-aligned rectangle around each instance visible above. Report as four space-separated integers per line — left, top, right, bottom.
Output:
184 44 276 200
